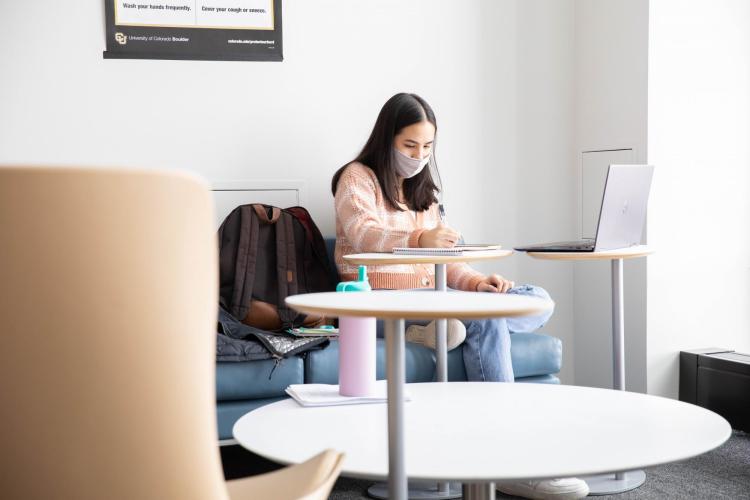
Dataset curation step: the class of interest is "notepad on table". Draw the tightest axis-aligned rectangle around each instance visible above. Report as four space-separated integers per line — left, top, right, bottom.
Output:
286 380 411 407
286 327 339 337
454 243 503 251
392 243 502 255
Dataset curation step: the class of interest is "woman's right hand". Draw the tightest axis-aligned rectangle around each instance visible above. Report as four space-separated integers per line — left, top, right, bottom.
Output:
418 223 461 248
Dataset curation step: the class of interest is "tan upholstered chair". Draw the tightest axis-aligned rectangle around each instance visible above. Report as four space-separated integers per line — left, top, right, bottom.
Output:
0 167 343 500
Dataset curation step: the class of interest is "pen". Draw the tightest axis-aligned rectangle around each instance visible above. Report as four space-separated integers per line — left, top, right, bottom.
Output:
438 203 462 243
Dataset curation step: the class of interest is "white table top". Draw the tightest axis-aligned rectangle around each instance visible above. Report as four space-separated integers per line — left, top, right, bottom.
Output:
343 250 512 265
523 245 652 261
233 382 730 482
285 290 553 320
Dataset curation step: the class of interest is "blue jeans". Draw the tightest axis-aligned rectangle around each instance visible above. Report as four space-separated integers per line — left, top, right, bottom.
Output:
463 285 553 382
375 285 553 383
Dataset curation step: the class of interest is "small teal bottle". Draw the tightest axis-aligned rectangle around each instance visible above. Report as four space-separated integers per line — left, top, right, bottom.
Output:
336 265 372 292
336 265 375 396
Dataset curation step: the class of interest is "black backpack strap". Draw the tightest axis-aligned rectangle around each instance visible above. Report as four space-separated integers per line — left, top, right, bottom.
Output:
231 205 261 320
217 208 233 311
275 211 301 329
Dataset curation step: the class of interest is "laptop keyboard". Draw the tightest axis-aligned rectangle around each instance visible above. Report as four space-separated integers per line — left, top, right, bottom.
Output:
514 240 595 252
551 241 595 250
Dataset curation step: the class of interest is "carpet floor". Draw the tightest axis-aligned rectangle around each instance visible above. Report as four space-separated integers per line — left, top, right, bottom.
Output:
222 430 750 499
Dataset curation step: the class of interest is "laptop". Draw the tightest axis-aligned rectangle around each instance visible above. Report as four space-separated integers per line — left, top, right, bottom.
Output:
514 164 654 252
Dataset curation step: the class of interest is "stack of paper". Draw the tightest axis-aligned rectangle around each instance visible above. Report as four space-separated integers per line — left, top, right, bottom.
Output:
285 380 411 407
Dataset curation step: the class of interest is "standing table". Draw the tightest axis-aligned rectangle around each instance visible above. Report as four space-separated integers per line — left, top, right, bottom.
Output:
284 290 553 500
344 250 512 499
522 245 652 495
343 251 512 388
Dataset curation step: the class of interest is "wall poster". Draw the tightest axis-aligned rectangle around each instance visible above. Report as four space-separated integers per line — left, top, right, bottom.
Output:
103 0 282 61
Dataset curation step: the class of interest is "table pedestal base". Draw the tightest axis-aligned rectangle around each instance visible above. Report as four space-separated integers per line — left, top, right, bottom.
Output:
463 482 496 500
367 481 462 499
582 470 646 495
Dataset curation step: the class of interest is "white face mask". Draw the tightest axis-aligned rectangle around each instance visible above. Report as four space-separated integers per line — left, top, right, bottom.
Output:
392 148 431 178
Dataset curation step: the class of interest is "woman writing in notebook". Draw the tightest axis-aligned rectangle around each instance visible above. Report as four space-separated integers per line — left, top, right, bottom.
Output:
331 91 553 379
331 93 589 500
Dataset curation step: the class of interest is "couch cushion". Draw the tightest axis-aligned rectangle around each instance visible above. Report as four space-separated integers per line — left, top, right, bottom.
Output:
306 339 438 384
516 374 560 384
216 356 304 401
217 397 286 441
509 332 562 379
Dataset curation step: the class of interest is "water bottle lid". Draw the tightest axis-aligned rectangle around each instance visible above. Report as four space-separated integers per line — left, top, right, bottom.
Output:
357 265 368 282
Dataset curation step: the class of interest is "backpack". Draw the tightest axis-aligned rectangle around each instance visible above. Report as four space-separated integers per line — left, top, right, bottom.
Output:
218 204 336 331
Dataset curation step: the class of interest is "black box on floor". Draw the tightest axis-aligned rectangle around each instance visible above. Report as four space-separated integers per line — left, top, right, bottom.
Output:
680 348 750 432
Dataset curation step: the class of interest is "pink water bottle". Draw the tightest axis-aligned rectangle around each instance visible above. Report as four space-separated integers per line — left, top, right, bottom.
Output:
336 265 376 397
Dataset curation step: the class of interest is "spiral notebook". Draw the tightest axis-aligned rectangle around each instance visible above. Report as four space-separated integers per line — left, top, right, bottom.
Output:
392 244 502 256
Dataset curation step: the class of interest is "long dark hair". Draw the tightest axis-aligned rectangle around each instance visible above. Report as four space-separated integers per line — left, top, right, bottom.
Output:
331 93 439 212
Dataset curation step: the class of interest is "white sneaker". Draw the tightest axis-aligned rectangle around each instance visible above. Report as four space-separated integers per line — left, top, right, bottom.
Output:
497 478 589 499
405 319 466 351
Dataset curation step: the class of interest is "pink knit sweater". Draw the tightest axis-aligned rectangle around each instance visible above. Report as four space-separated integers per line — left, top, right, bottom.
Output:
334 162 486 291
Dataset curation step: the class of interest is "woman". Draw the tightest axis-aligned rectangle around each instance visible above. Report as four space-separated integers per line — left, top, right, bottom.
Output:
331 92 553 382
330 93 589 500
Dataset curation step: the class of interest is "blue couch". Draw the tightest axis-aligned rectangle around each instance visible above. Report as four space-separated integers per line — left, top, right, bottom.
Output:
216 240 562 440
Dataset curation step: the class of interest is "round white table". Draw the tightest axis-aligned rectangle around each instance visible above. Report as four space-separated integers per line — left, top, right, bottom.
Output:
234 383 731 500
282 290 553 500
522 245 653 494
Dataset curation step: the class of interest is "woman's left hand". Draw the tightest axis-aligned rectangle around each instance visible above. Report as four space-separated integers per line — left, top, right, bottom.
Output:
476 274 515 293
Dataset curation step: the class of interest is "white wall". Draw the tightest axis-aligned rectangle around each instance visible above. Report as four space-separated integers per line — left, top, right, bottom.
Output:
0 0 518 246
572 0 649 392
647 0 750 397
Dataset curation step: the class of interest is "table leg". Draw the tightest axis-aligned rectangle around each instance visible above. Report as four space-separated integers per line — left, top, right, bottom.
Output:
433 264 458 497
368 278 461 500
463 482 496 500
385 318 407 500
434 263 448 383
612 257 625 393
582 258 646 495
367 482 462 500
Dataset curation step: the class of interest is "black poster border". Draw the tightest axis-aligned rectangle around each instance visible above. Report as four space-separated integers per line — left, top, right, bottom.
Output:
103 0 283 62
